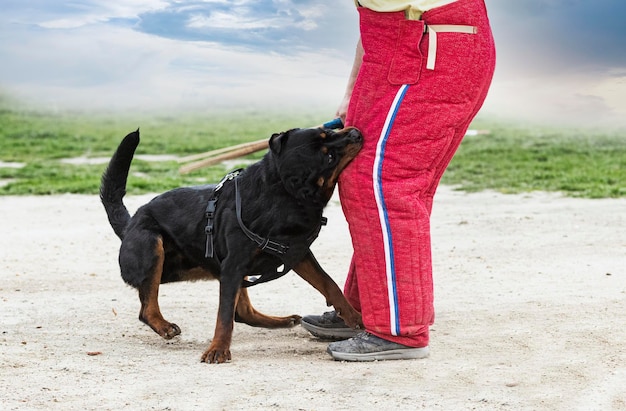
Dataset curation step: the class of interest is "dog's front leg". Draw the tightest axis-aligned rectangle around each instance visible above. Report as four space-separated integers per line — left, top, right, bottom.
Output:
201 268 242 364
293 252 363 330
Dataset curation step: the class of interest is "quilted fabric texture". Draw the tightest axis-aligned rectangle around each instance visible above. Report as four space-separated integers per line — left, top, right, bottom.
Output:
339 0 496 347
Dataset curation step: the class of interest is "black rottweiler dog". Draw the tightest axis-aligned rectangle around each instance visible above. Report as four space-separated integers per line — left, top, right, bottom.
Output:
100 126 363 363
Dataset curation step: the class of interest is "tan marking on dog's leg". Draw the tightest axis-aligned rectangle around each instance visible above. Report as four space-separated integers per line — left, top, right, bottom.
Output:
201 314 233 364
138 237 181 339
293 253 362 329
235 287 301 328
201 277 241 364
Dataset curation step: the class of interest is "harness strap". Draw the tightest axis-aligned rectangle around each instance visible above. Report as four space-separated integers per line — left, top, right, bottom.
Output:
204 170 328 288
235 177 289 257
204 198 217 258
204 169 242 258
425 24 477 70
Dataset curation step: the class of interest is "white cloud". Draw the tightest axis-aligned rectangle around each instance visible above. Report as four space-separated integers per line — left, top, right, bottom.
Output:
39 16 105 29
0 22 350 112
185 4 322 31
187 10 283 30
9 0 170 29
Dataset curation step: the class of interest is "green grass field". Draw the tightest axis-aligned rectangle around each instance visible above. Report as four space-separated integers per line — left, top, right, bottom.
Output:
443 119 626 198
0 101 624 198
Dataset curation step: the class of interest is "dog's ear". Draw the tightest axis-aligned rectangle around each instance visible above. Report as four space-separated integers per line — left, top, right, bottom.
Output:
269 132 286 155
270 129 299 155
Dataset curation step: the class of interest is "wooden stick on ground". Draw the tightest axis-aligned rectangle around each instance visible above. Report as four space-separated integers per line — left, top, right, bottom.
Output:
178 119 345 174
178 139 268 174
177 139 267 164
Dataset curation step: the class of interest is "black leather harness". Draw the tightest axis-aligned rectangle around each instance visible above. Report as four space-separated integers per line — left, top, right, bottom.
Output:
204 170 327 287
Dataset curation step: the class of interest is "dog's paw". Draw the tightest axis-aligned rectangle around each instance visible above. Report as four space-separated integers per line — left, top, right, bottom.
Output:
149 321 181 340
338 310 363 330
161 323 182 339
201 347 232 364
141 315 182 340
269 314 301 328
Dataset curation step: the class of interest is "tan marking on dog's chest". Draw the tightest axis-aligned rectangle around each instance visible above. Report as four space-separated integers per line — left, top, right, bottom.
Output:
179 267 217 282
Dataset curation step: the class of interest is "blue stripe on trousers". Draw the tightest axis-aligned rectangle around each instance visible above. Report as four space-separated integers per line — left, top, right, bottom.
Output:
372 84 409 336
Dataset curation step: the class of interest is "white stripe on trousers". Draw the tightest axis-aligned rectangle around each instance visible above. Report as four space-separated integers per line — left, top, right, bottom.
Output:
372 84 409 336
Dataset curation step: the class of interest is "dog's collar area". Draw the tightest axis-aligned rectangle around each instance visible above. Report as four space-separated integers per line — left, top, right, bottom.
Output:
215 169 241 191
204 169 327 288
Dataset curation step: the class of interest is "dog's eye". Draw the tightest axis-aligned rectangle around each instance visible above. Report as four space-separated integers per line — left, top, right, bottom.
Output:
327 153 334 164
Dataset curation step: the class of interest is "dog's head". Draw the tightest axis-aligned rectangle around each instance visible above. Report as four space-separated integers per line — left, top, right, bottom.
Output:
269 126 363 206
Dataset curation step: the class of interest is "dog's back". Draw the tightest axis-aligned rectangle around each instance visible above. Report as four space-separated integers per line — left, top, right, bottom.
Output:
100 130 140 239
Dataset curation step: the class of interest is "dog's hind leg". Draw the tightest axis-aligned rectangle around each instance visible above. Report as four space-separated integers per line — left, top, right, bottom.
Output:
293 252 363 330
136 237 181 339
235 287 301 328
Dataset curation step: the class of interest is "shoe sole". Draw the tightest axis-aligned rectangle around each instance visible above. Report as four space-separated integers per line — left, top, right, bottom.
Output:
301 320 360 340
327 346 430 362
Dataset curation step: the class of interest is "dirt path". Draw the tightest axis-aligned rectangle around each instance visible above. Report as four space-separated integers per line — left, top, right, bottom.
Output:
1 187 625 410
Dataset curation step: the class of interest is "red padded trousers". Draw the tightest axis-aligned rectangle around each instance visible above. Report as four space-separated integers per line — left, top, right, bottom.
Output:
339 0 496 347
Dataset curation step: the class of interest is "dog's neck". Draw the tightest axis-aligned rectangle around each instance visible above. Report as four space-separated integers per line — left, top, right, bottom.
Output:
238 158 326 233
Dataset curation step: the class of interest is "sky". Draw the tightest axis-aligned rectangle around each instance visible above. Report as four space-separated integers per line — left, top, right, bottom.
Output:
1 0 625 126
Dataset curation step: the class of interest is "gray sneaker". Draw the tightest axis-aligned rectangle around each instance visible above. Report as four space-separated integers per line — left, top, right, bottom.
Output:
327 332 430 361
301 310 360 340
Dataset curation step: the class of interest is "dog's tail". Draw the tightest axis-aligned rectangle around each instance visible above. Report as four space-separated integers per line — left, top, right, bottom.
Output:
100 129 140 240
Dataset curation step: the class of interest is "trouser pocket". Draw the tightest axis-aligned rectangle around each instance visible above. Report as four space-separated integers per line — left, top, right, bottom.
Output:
387 19 425 85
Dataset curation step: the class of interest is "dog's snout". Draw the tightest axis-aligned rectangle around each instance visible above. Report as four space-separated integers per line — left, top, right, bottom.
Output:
347 128 363 143
336 126 363 141
340 127 363 145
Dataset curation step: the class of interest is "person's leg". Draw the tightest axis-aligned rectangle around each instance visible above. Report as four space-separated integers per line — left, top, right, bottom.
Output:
303 0 496 361
328 0 496 361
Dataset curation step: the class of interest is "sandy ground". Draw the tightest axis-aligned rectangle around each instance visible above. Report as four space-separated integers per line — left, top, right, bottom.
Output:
1 186 625 410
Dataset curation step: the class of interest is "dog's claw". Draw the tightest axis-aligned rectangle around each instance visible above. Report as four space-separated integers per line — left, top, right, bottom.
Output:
163 323 181 339
201 348 231 364
336 309 363 330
